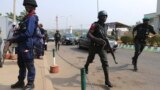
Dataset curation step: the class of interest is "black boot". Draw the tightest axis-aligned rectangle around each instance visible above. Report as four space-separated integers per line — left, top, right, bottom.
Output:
84 65 88 74
132 57 135 65
133 64 138 72
22 83 34 90
11 81 25 89
132 57 138 71
105 81 113 88
102 66 113 87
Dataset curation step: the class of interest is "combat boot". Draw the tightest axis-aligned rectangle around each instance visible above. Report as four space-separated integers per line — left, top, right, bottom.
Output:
105 81 113 88
84 65 88 74
133 65 138 72
11 81 25 89
22 83 34 90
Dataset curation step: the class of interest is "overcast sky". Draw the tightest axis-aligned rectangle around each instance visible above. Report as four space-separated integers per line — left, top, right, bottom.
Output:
0 0 157 30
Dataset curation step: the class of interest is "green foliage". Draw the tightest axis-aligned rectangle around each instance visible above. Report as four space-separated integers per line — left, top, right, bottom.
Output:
120 35 133 44
146 34 160 46
5 10 27 22
108 35 116 40
0 13 2 16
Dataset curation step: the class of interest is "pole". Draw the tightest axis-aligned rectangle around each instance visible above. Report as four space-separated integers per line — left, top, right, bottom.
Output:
97 0 99 13
13 0 16 23
80 24 83 35
56 16 58 30
52 49 56 65
81 68 86 90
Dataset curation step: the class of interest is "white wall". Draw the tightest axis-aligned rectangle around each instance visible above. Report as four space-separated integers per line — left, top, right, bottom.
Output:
0 16 13 55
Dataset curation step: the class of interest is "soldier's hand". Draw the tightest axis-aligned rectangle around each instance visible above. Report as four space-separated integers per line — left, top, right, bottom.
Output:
95 38 106 45
7 37 16 42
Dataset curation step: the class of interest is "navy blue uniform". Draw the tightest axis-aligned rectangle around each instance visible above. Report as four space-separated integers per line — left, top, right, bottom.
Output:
14 14 38 83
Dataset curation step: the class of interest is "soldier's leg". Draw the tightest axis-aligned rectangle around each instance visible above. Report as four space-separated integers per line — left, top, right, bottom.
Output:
11 56 26 89
58 41 60 50
55 41 58 50
84 47 96 74
98 50 112 87
24 60 35 89
132 41 141 71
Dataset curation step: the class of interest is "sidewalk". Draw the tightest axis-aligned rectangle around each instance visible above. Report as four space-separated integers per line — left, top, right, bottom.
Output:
0 54 54 90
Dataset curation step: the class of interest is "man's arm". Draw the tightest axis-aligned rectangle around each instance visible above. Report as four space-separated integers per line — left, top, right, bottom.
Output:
132 26 137 38
87 23 105 45
14 16 37 42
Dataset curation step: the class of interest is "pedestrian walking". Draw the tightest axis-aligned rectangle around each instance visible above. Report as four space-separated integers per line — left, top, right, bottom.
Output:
84 10 113 87
132 17 157 71
8 0 39 89
54 30 61 51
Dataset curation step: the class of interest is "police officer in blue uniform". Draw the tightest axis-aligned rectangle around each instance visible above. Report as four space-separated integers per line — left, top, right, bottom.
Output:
84 10 113 87
132 17 157 71
9 0 38 90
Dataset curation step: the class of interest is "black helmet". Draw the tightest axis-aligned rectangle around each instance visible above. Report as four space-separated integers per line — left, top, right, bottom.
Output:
98 10 108 18
23 0 38 7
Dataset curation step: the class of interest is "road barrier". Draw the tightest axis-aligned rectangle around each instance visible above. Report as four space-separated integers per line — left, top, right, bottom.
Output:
118 44 160 53
50 49 59 73
81 68 86 90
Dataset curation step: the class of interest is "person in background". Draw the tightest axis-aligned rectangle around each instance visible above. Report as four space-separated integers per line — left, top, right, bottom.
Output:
0 29 2 62
54 30 61 51
38 24 47 53
34 24 44 59
132 17 157 71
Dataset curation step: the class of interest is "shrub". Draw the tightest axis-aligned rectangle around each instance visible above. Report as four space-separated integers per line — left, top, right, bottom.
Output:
120 35 133 44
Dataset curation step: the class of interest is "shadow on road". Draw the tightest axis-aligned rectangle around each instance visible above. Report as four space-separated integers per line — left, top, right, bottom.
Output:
0 84 17 90
2 61 17 66
96 64 133 72
46 74 110 90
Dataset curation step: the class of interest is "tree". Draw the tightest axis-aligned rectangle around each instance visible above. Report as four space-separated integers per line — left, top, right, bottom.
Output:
17 10 27 21
0 13 2 16
5 10 27 22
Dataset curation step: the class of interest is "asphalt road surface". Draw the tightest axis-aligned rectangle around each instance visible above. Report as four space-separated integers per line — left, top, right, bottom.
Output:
46 42 160 90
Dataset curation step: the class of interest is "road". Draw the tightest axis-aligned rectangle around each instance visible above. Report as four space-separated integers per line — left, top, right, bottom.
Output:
46 42 160 90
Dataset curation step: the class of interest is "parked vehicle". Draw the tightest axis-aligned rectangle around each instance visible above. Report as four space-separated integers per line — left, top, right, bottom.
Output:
47 35 55 42
78 34 118 52
61 33 78 45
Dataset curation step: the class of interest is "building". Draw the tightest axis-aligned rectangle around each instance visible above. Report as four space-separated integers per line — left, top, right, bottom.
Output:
144 0 160 33
0 16 13 54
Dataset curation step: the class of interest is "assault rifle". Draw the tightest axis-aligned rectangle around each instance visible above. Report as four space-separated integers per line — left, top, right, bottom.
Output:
97 24 118 64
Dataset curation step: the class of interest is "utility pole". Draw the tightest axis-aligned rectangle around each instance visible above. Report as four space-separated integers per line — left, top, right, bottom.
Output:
13 0 16 23
80 24 83 35
97 0 99 13
56 16 58 31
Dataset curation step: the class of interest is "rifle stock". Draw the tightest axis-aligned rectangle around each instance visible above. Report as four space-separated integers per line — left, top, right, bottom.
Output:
96 23 118 64
104 39 118 64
